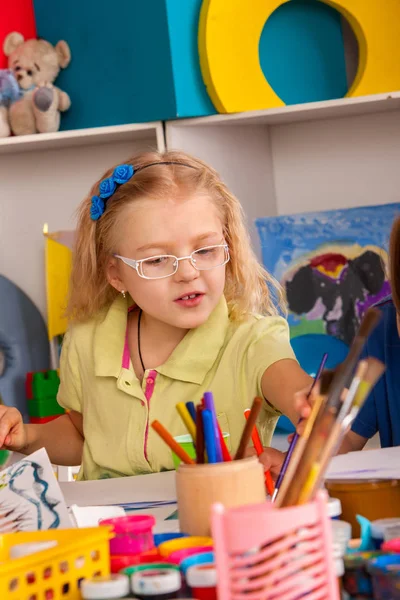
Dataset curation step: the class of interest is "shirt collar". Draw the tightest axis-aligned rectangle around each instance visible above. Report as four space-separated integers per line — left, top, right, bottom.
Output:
94 295 230 384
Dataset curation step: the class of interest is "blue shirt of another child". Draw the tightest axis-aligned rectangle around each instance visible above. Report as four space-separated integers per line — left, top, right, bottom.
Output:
351 296 400 447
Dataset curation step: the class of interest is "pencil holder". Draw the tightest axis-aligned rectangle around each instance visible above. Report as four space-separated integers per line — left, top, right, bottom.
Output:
212 490 340 600
176 457 265 536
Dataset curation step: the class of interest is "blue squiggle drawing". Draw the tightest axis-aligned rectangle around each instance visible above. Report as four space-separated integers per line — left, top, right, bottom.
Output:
8 461 60 529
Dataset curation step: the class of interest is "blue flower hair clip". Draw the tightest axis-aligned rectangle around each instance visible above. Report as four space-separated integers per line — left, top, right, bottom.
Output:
90 164 134 221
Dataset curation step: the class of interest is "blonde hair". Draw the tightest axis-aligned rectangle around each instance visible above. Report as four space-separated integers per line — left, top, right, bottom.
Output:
67 150 285 322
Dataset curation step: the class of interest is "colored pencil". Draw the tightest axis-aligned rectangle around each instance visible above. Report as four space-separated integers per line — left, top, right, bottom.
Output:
151 420 195 465
203 392 223 462
196 404 205 464
176 402 197 443
202 409 217 463
272 352 328 502
244 409 274 495
186 401 197 425
216 421 232 461
235 397 263 460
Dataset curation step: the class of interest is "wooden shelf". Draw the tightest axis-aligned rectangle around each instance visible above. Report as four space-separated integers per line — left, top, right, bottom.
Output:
167 92 400 131
0 122 165 155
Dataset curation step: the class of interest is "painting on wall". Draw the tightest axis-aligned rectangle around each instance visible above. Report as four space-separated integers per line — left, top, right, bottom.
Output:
256 203 400 345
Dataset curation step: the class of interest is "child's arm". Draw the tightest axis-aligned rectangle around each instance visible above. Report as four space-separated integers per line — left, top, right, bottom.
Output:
0 407 83 466
338 430 367 454
261 358 313 424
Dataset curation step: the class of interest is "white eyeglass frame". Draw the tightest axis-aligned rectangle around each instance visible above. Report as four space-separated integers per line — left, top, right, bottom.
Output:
114 244 230 280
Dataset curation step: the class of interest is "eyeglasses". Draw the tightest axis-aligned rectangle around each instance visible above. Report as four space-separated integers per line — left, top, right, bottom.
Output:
114 244 230 280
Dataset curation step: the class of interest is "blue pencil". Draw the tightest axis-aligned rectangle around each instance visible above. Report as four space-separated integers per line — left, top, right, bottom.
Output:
186 401 197 425
203 391 223 462
202 409 217 464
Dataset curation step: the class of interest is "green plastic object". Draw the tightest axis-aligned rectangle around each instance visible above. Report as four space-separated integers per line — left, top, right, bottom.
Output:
32 370 60 400
28 398 65 418
0 450 9 467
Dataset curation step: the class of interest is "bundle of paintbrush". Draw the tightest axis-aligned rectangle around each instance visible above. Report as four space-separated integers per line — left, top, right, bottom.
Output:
152 395 274 489
275 307 384 508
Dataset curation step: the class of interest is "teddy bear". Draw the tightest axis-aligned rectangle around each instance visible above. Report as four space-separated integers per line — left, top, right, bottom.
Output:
0 32 71 137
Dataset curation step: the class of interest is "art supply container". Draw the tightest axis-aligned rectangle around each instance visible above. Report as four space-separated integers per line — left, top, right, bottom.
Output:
154 533 187 547
331 520 352 559
158 537 213 558
327 496 342 519
176 456 265 536
342 551 383 599
371 518 400 548
101 515 155 555
81 574 131 599
325 479 400 536
110 549 163 574
172 433 230 468
131 566 182 599
367 554 400 600
167 546 213 565
186 564 217 600
211 490 339 600
382 538 400 553
180 552 215 577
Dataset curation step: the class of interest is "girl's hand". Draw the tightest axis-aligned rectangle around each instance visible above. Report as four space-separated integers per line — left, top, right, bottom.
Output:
245 446 286 481
0 406 27 451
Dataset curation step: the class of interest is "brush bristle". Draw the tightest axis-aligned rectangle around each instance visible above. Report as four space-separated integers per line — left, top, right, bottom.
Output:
319 369 335 395
357 307 382 340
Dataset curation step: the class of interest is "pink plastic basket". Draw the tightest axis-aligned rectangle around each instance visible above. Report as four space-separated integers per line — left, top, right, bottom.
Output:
212 490 339 600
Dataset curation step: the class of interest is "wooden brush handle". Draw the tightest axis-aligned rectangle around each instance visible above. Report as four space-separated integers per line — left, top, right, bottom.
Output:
234 397 262 460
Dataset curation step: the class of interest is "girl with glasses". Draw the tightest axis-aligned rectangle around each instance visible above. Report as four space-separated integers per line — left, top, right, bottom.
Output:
0 151 311 480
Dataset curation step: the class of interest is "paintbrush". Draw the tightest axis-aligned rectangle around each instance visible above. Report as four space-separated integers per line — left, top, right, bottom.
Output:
274 370 335 507
235 397 263 460
195 404 205 464
297 358 385 503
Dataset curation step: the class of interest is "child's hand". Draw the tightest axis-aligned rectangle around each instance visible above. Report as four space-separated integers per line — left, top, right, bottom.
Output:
245 446 286 480
0 406 27 451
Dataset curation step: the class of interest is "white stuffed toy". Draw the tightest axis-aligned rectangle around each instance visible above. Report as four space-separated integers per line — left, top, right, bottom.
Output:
0 32 71 137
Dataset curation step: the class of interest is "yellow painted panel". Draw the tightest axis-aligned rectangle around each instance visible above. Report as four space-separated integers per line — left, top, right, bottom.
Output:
46 237 72 339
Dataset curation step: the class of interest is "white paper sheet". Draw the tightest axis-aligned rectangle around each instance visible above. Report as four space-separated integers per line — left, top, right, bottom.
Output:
0 448 73 531
326 446 400 480
60 470 176 507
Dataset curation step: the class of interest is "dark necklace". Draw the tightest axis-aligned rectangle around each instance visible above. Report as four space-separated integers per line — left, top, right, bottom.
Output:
137 309 146 373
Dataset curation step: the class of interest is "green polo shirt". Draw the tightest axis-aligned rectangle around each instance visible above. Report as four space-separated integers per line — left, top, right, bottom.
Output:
58 295 296 480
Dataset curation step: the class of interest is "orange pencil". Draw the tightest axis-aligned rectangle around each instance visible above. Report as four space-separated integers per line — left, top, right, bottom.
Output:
244 409 274 496
151 420 195 465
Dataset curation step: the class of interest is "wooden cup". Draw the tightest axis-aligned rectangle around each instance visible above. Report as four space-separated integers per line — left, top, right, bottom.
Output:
176 456 266 536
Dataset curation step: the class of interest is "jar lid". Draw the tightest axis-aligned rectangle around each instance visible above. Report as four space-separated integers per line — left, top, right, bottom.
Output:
181 552 215 576
158 537 213 557
100 514 155 534
131 568 181 595
10 540 58 559
110 551 163 573
168 546 213 565
327 497 341 518
81 574 130 599
371 518 400 539
153 532 187 547
186 564 217 588
123 563 179 577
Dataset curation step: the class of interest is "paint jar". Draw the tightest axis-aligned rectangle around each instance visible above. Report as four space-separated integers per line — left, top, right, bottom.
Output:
382 538 400 553
131 567 182 599
186 564 217 600
176 456 265 536
342 551 383 598
331 520 352 560
154 533 187 547
371 518 400 549
110 550 164 574
367 554 400 600
81 574 131 599
100 515 155 556
167 546 213 566
180 552 215 577
327 496 342 519
158 538 213 559
325 479 400 537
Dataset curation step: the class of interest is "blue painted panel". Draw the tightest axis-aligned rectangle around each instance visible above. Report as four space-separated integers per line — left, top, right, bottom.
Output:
259 0 348 104
33 0 177 128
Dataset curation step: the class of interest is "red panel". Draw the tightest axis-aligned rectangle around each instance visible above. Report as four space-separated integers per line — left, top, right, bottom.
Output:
0 0 36 68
